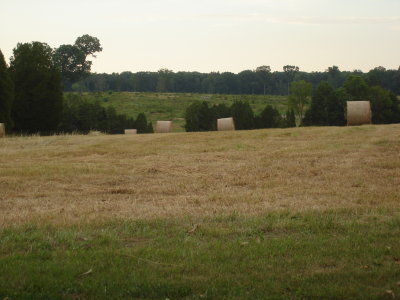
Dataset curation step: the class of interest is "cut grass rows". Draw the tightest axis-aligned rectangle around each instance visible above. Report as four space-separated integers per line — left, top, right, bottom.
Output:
1 124 400 298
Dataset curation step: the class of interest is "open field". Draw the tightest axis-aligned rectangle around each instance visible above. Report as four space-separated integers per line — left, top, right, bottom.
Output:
1 125 400 299
73 92 288 131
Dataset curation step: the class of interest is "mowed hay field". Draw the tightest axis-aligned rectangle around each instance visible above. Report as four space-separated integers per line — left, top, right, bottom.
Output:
1 125 400 299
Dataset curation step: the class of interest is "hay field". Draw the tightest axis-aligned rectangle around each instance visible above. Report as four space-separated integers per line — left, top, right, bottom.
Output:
1 124 399 227
1 125 400 299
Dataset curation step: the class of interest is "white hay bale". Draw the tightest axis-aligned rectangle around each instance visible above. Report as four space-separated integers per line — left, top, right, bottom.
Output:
124 129 137 135
0 123 4 138
156 121 172 133
346 101 372 126
217 117 235 131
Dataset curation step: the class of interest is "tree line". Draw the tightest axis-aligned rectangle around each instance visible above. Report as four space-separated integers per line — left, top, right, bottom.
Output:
185 75 400 131
185 101 295 132
72 65 400 96
0 36 152 135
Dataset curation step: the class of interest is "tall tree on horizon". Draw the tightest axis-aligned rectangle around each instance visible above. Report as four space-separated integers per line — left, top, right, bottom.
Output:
54 34 102 89
256 65 271 95
283 65 299 95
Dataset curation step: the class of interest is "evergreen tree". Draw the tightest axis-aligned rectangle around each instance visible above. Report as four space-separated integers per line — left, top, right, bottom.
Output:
10 42 63 134
0 49 14 129
185 101 214 132
147 122 154 133
370 86 394 124
59 93 136 134
258 105 282 128
327 88 347 126
136 113 150 133
211 103 231 119
303 82 346 126
389 92 400 123
343 76 370 101
306 81 332 126
231 100 254 130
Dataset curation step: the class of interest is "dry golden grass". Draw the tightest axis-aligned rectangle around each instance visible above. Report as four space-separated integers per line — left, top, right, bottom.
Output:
1 125 399 226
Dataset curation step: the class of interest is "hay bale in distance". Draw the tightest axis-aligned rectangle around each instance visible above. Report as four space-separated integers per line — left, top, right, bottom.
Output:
217 117 235 131
0 123 5 138
347 101 372 126
124 129 137 135
156 121 172 133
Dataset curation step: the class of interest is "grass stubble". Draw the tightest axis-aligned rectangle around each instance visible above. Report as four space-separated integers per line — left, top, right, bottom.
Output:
0 124 399 299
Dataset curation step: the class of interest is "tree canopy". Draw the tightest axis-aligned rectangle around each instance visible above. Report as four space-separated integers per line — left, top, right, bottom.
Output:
71 67 400 96
54 34 102 89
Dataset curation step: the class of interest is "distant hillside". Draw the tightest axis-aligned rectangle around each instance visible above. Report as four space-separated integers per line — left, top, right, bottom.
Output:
67 92 288 131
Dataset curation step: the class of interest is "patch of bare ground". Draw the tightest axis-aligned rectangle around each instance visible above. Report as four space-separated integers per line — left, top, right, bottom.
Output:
0 125 399 226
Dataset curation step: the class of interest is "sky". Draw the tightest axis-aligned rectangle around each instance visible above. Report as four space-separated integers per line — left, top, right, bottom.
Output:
1 0 399 74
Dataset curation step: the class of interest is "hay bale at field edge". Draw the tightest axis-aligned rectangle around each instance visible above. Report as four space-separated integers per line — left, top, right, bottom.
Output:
217 117 235 131
124 129 137 135
156 121 172 133
347 101 372 126
0 123 5 138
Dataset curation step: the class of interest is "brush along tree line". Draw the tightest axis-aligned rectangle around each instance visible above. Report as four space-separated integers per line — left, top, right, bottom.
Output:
0 36 152 135
302 76 400 126
185 101 295 131
185 77 400 131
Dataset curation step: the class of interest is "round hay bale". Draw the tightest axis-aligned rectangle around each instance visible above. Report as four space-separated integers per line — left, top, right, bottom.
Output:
0 123 5 138
346 101 372 126
156 121 172 133
217 117 235 131
124 129 137 135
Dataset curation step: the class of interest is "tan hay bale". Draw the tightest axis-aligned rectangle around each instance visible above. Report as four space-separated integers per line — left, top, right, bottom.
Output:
124 129 137 135
346 101 372 126
156 121 172 133
217 117 235 131
0 123 4 138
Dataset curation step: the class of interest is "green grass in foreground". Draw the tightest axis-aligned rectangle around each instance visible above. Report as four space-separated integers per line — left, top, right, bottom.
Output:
1 210 400 299
73 92 288 131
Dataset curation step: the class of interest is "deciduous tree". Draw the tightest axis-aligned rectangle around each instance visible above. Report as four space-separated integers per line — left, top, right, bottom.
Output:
288 80 312 125
54 35 102 89
283 65 299 94
256 65 271 95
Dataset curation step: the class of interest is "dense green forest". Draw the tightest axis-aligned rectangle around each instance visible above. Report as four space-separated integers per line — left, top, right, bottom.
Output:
71 66 400 96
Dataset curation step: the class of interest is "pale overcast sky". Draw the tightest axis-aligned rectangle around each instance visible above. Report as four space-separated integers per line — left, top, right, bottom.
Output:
1 0 399 73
